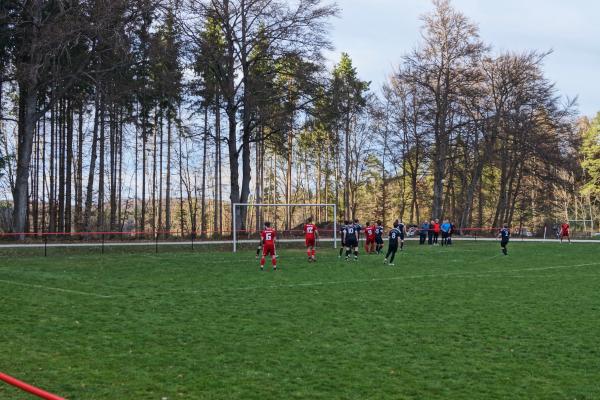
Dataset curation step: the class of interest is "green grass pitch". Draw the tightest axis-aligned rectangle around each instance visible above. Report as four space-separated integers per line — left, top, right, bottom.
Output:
1 241 599 399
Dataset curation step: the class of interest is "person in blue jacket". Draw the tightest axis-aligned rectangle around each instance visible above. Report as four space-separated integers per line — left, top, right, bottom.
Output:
441 219 452 246
419 220 429 245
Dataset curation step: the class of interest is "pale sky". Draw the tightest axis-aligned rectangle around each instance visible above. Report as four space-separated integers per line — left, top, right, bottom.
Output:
326 0 600 117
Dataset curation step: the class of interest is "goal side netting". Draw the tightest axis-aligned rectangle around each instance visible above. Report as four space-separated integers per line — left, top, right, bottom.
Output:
232 203 338 252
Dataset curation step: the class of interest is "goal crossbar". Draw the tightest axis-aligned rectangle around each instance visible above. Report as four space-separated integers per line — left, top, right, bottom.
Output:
232 203 337 252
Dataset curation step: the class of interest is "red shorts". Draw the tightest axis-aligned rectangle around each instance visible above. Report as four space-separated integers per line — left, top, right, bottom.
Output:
561 231 569 237
366 237 375 245
262 243 276 256
305 237 315 247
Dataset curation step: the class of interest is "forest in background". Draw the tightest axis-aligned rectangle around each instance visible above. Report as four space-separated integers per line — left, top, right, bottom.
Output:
1 0 599 238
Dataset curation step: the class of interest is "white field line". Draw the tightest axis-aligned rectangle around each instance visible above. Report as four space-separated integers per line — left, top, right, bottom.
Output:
138 261 600 296
2 261 598 299
0 278 116 298
223 262 600 292
0 238 599 249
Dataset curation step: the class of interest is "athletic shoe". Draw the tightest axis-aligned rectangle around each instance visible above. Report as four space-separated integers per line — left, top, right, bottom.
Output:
383 259 388 265
388 263 395 266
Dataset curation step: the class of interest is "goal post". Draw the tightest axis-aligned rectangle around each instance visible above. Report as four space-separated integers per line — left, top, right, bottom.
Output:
232 203 337 252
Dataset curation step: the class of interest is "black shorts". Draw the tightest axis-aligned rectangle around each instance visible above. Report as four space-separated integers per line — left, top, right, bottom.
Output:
442 231 449 239
388 243 398 252
376 236 384 244
345 237 358 247
501 239 509 247
399 234 405 241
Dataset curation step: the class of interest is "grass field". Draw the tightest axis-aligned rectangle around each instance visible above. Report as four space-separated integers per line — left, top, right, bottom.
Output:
1 241 599 399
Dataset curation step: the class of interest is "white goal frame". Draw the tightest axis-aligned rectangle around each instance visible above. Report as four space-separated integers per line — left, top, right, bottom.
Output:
232 203 337 252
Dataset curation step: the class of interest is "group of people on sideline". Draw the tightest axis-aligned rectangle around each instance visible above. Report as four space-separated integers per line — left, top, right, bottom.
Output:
418 219 455 246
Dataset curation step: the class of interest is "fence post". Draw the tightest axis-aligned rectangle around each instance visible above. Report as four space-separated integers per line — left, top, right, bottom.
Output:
101 234 105 255
44 234 48 257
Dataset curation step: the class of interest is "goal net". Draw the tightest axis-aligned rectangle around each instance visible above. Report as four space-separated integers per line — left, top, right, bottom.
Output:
232 203 338 252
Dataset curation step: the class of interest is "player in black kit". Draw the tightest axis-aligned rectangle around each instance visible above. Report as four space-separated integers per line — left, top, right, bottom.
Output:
375 220 384 254
384 221 401 266
498 224 510 255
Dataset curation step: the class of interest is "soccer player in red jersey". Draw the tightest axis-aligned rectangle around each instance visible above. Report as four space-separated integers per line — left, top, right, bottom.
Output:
364 222 376 254
560 221 571 244
260 222 277 271
303 217 319 262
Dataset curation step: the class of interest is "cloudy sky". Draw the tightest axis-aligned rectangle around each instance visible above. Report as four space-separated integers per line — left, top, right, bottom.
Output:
325 0 600 117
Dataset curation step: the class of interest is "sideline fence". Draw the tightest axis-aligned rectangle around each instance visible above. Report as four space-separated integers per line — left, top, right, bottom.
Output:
0 227 596 256
0 371 66 400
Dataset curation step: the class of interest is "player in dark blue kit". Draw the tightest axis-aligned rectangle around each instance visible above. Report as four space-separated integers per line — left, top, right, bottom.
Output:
384 221 401 266
353 218 362 246
343 220 360 261
498 224 510 255
375 220 384 254
339 221 348 258
397 219 406 251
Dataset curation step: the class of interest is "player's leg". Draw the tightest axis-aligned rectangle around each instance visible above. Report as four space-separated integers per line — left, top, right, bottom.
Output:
353 245 358 261
271 249 277 270
256 242 262 259
260 246 267 270
400 239 404 251
501 240 508 255
266 245 277 270
388 247 397 265
384 245 393 264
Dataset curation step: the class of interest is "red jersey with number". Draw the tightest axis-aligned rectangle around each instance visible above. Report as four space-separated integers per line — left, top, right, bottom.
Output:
561 223 569 235
261 228 276 245
366 225 376 240
304 223 317 239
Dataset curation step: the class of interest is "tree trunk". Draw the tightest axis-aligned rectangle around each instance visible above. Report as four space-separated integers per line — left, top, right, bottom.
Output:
158 112 164 237
58 99 65 233
83 94 100 231
97 102 105 231
65 100 73 233
165 112 172 235
75 103 84 231
12 86 37 236
200 106 208 237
